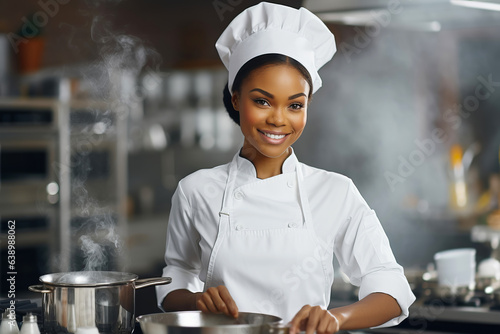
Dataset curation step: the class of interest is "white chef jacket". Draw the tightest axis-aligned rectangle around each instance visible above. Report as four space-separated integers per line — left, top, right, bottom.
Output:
156 149 415 327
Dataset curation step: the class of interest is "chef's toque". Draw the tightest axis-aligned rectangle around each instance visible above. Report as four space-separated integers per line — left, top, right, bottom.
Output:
215 2 336 95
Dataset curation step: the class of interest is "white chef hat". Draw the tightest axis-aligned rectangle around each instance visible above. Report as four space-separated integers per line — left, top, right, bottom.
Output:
215 2 336 95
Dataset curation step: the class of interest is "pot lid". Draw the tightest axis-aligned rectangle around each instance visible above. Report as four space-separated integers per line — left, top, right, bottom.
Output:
39 271 139 287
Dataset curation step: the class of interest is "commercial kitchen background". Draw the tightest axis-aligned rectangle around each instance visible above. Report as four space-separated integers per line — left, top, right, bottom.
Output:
1 0 500 320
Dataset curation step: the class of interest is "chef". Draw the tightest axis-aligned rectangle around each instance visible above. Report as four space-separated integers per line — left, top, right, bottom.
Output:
156 3 415 334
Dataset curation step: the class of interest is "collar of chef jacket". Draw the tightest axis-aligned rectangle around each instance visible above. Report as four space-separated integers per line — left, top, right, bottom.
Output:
235 147 299 181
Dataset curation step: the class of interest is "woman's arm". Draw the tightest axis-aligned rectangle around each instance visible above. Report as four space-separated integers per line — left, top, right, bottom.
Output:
162 289 200 312
156 182 205 310
330 292 401 330
290 292 401 334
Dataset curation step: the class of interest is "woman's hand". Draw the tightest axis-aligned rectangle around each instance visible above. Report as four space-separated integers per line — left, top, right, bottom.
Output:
195 285 239 318
289 305 341 334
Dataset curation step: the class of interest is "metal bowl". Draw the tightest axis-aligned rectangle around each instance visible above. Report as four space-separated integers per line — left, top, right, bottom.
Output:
137 311 283 334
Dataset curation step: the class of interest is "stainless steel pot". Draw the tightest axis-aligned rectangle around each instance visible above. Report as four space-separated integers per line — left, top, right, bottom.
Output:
136 311 284 334
29 271 171 334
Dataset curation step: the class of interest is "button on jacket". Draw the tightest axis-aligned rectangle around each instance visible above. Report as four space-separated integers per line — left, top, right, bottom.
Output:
157 149 415 326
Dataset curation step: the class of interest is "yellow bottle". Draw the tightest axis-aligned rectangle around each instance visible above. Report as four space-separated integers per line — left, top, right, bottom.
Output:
449 144 468 211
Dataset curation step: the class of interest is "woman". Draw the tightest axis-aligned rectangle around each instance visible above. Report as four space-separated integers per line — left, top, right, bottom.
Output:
156 3 415 334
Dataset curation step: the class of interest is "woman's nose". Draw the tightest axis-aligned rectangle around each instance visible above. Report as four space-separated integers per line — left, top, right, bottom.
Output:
267 107 286 127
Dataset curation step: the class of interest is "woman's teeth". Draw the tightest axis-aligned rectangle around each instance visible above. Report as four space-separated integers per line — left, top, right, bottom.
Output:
263 132 285 139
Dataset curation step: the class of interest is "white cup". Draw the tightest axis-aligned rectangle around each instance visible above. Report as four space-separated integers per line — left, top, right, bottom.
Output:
434 248 476 289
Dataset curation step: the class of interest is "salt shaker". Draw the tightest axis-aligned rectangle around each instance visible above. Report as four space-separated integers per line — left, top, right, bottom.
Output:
0 309 19 334
19 314 39 334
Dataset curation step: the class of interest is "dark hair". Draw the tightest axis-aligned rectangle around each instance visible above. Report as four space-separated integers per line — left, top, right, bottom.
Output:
223 54 313 126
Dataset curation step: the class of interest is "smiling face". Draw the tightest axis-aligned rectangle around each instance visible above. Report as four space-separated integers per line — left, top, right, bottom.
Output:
232 64 310 162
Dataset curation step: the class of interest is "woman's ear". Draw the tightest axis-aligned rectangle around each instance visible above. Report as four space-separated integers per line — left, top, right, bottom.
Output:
231 92 239 111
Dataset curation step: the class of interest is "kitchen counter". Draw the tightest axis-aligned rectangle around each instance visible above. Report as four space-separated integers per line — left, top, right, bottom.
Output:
406 298 500 325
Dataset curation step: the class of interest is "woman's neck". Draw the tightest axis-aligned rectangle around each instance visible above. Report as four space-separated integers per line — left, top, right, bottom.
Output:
240 143 291 179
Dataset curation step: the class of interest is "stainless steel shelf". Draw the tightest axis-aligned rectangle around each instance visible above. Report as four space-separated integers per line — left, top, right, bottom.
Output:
0 89 129 272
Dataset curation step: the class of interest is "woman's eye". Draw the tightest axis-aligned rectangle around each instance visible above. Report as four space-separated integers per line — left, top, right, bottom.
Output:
254 98 270 106
290 103 304 110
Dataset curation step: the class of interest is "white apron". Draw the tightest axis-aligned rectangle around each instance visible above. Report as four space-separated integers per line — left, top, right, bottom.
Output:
204 154 334 323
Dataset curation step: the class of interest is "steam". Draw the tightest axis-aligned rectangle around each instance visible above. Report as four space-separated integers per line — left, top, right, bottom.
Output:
72 156 123 272
66 2 161 272
79 236 107 271
79 227 120 272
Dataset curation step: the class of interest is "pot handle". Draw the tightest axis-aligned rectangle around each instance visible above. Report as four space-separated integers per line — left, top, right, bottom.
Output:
28 285 53 294
135 277 172 289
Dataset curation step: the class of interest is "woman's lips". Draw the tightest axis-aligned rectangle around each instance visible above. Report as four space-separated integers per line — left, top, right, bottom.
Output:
258 130 289 144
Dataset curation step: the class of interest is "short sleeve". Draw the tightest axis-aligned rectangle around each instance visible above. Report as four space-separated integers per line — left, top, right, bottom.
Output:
333 181 416 328
156 182 204 310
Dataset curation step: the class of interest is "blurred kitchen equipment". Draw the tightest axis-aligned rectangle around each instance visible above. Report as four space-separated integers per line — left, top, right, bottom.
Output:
478 257 500 280
444 142 484 220
476 256 500 297
434 285 475 305
141 124 167 151
420 262 474 304
0 35 10 75
494 288 500 307
136 311 283 334
486 172 500 229
330 270 358 302
471 225 500 262
74 327 99 334
487 207 500 229
449 144 465 209
28 271 171 334
0 34 11 96
0 309 20 334
17 37 45 74
137 186 155 215
403 268 427 299
19 314 40 334
434 248 476 292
